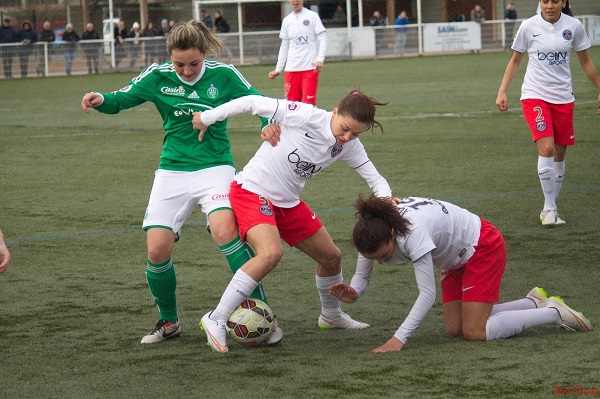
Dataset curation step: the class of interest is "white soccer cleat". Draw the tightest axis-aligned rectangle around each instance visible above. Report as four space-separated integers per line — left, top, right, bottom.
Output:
264 317 284 346
200 311 229 353
540 210 565 225
541 209 558 226
547 296 592 332
318 311 370 330
526 287 548 308
141 319 181 344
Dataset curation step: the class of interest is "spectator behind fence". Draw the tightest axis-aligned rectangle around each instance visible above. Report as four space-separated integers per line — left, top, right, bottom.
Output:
504 2 517 51
142 22 158 65
62 23 80 75
394 11 409 56
16 20 37 78
82 23 100 74
200 9 213 29
157 19 170 63
470 5 486 22
370 11 386 57
0 18 17 78
214 10 230 33
332 5 347 23
114 20 128 67
37 20 56 75
129 22 141 68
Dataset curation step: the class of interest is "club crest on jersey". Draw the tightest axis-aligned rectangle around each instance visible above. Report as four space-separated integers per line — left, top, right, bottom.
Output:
331 145 343 158
207 84 218 99
536 121 547 132
303 19 310 26
288 103 299 111
118 84 132 93
562 30 572 40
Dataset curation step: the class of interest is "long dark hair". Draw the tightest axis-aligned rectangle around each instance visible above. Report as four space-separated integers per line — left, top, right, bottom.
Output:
562 0 573 16
352 194 411 254
337 89 388 133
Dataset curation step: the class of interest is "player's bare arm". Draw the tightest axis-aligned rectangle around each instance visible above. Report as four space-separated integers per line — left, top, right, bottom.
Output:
575 50 600 114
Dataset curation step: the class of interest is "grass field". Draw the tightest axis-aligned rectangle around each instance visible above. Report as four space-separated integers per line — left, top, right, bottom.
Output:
1 48 599 399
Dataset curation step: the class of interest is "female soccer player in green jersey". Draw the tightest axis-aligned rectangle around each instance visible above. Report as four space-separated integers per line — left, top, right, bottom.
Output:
81 20 282 344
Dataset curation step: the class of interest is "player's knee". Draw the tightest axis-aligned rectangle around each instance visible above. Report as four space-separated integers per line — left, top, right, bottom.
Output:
256 248 283 272
147 246 171 264
445 324 462 338
210 223 238 245
321 247 342 272
462 326 487 341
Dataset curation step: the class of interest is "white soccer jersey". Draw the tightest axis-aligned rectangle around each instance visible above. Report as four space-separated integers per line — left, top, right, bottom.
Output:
512 13 591 103
200 95 392 207
350 197 481 343
275 7 327 72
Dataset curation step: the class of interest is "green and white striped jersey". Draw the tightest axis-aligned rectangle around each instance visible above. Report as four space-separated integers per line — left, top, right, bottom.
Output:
94 60 266 171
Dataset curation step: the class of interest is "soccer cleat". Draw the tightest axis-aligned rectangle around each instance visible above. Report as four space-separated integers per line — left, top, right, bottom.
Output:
318 311 370 330
541 209 557 226
264 317 284 346
547 296 592 332
540 210 566 225
140 319 181 344
526 287 548 308
200 311 229 353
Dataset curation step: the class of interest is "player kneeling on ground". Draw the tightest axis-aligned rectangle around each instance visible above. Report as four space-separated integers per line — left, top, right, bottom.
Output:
330 194 592 353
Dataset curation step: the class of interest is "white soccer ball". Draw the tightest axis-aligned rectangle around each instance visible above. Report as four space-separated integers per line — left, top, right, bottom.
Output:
226 299 274 346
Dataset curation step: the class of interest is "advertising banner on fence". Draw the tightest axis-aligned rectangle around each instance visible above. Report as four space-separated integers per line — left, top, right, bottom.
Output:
424 22 481 53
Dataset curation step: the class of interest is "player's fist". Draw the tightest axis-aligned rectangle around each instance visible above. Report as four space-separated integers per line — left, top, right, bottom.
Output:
268 70 280 79
192 112 209 141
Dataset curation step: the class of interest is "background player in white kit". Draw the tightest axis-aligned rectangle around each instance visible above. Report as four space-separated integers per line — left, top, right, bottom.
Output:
330 194 592 353
496 0 600 226
192 90 392 352
269 0 327 105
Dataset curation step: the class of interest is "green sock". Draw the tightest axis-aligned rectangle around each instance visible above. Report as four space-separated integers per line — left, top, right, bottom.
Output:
146 259 178 322
220 236 268 304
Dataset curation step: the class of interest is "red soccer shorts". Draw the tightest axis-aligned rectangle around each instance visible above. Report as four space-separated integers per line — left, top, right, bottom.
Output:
283 70 320 105
521 99 575 145
441 219 506 304
229 181 323 247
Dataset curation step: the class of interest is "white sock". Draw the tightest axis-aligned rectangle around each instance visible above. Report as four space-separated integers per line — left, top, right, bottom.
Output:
213 269 258 322
554 160 565 201
485 308 560 340
316 272 343 318
538 156 556 211
490 298 537 316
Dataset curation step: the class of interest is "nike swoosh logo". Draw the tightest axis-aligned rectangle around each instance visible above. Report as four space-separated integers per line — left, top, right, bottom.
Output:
305 132 315 139
533 33 542 37
311 213 316 220
162 325 179 339
307 95 315 99
205 328 228 352
462 286 475 292
569 135 575 139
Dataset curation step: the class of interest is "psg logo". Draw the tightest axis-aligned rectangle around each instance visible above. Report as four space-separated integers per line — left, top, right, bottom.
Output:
259 204 273 216
331 145 343 157
303 19 310 26
536 121 547 132
562 30 572 40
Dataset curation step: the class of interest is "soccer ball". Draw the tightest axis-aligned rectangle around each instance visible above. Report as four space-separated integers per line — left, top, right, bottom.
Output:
227 299 274 346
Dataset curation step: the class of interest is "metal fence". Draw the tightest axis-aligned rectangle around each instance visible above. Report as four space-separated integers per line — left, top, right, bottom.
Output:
0 16 598 79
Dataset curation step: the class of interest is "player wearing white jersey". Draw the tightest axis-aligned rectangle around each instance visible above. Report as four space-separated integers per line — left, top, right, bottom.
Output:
268 0 327 105
496 0 600 226
193 90 392 352
329 194 592 353
81 21 284 345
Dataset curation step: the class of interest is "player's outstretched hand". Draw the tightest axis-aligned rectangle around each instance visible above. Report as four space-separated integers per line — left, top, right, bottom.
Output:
81 93 103 114
192 112 209 141
268 70 280 79
261 122 281 147
329 283 358 303
496 92 508 112
371 337 404 353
